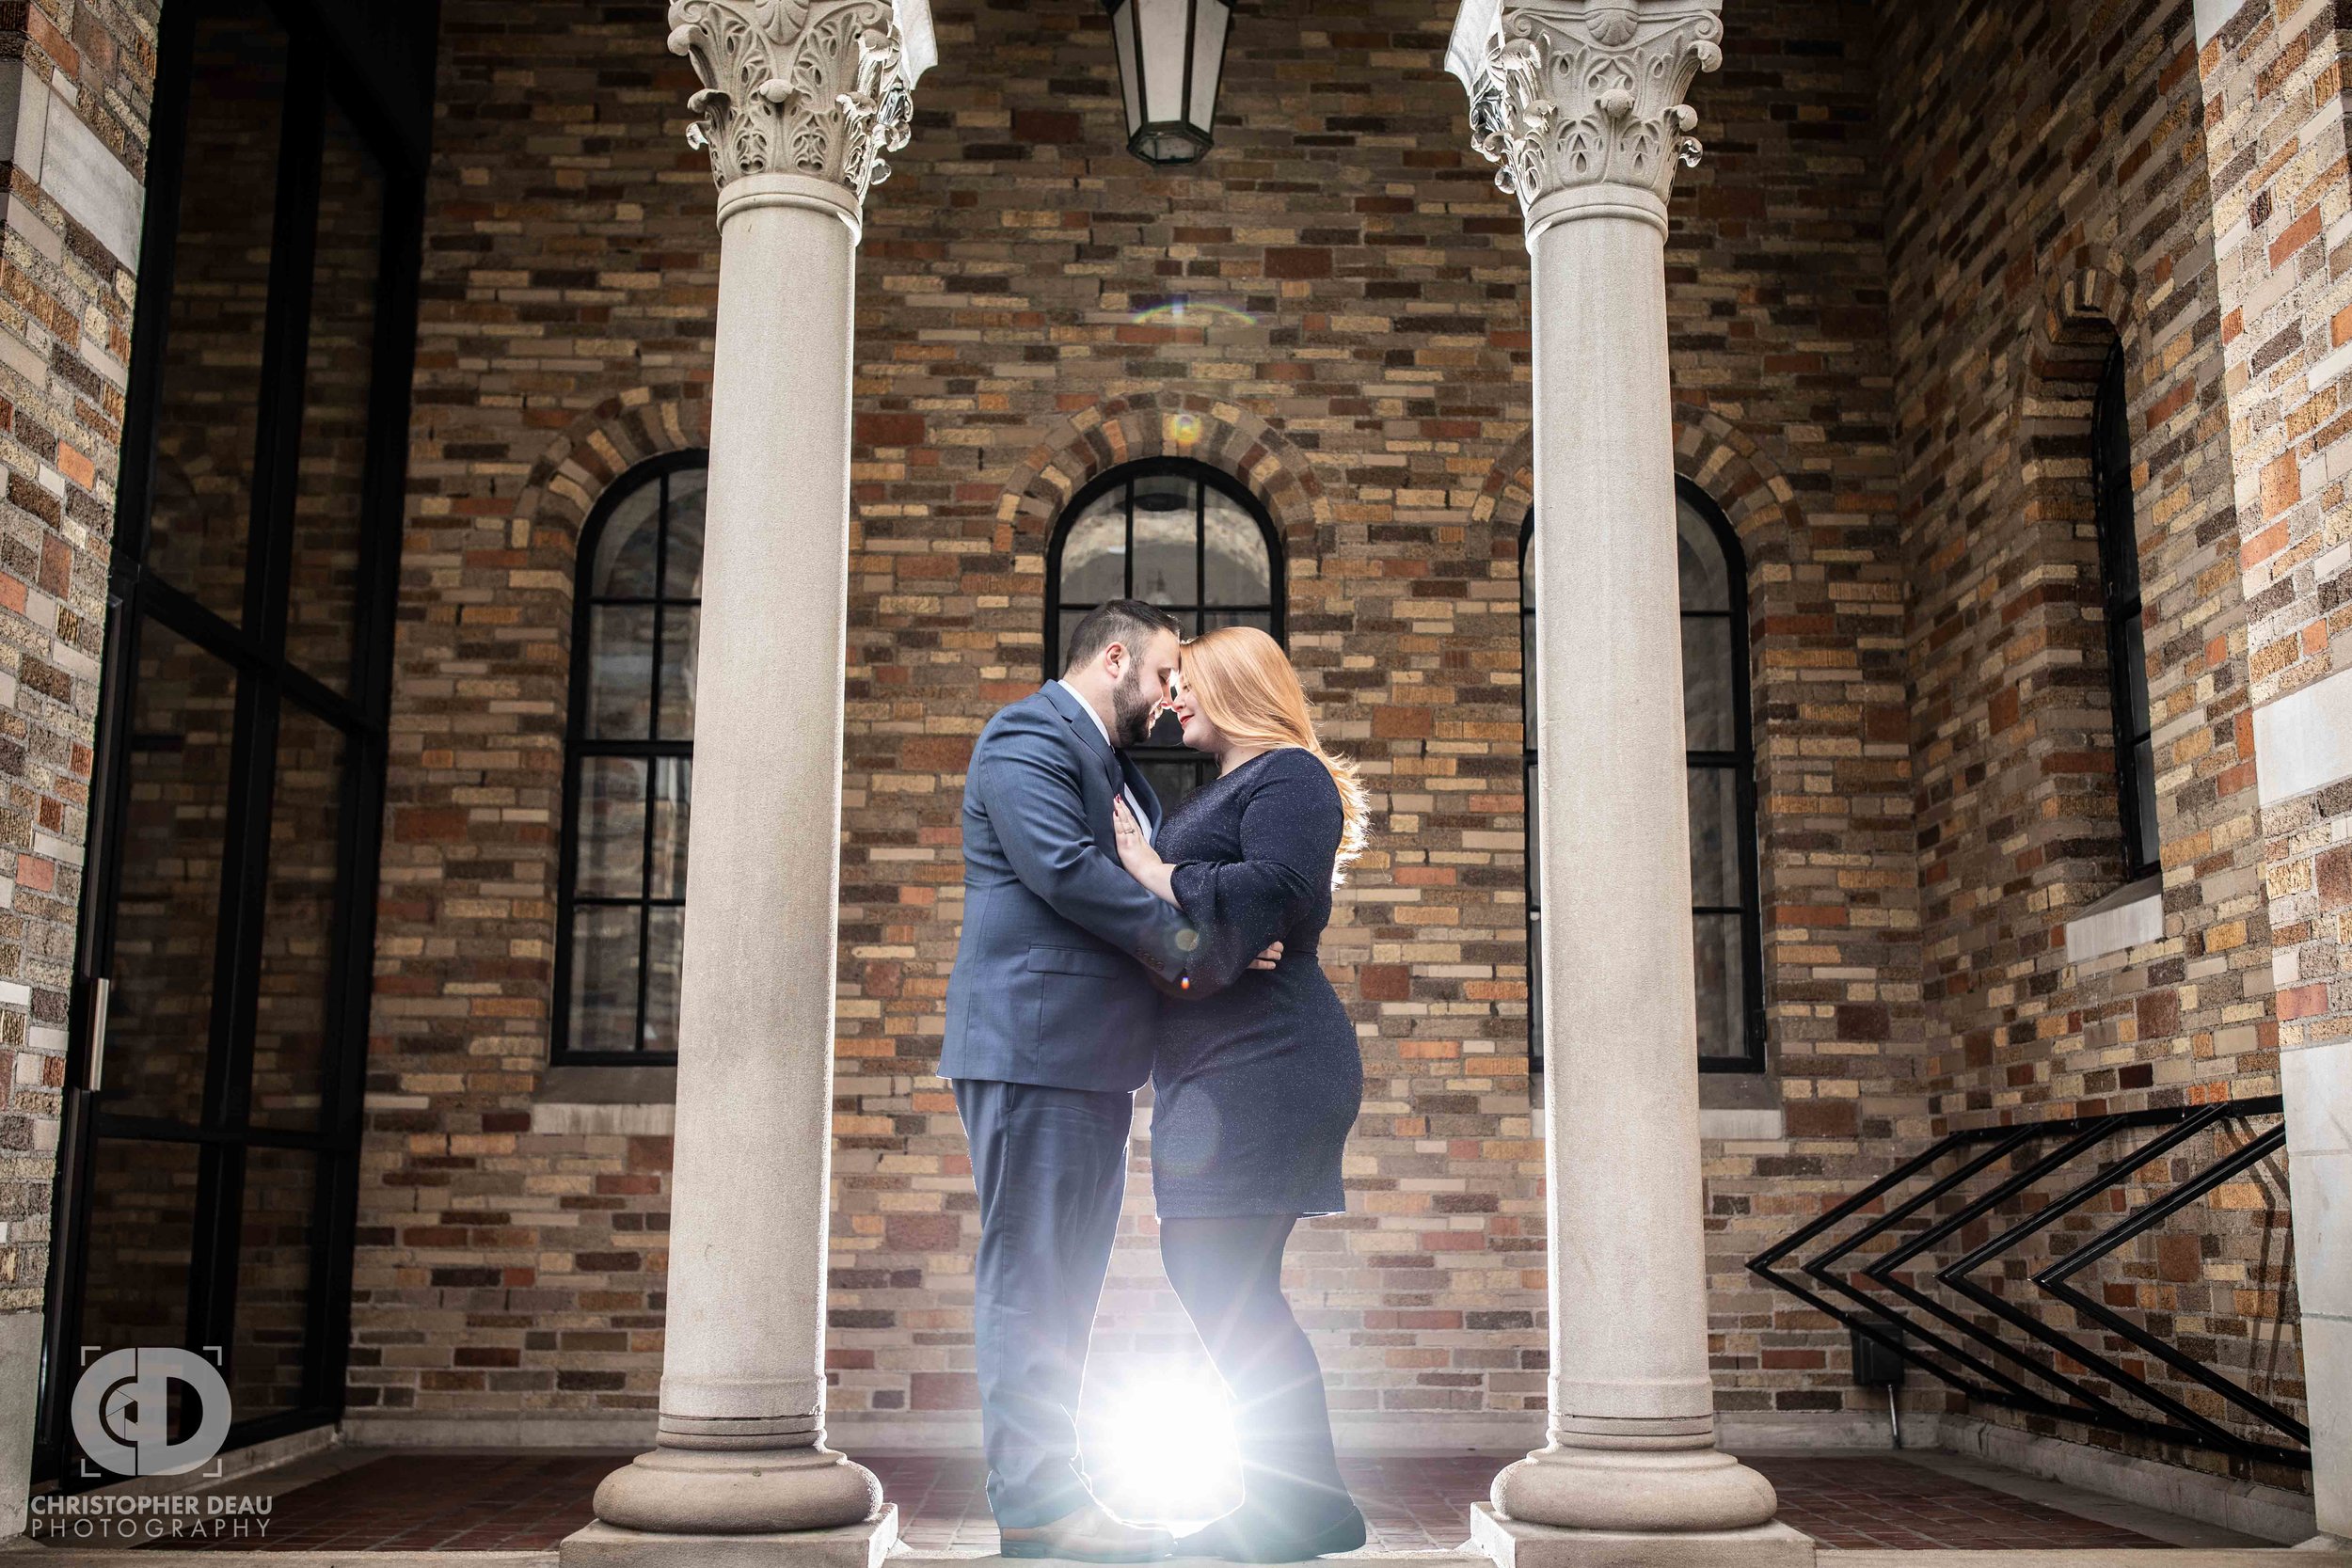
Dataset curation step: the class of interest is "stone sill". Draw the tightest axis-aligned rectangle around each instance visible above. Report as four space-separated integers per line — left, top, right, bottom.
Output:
531 1064 677 1136
1699 1069 1783 1141
2062 874 2164 966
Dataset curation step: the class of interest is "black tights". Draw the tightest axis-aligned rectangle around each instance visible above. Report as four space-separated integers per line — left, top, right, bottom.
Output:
1160 1215 1353 1529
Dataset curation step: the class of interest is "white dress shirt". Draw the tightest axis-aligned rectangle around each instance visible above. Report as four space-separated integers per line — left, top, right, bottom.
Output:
1057 678 1153 845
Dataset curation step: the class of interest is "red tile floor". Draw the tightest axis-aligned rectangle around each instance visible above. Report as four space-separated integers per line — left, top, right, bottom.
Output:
91 1450 2169 1553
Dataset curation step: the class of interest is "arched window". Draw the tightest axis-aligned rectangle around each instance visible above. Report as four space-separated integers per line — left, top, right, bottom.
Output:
1521 479 1766 1073
2093 343 2159 880
552 452 707 1064
1046 459 1283 806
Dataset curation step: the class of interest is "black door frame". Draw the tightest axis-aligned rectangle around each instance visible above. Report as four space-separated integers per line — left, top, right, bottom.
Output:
35 0 436 1486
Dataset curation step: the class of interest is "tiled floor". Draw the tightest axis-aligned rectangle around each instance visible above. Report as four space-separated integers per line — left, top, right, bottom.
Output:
87 1449 2179 1553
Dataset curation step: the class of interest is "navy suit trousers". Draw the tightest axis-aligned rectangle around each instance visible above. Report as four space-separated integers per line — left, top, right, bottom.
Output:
953 1077 1134 1528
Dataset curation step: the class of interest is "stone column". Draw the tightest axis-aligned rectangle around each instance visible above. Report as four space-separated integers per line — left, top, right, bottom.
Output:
1447 5 1807 1565
564 5 931 1566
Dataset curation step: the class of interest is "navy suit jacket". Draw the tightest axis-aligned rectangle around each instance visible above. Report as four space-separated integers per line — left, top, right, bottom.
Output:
941 682 1200 1091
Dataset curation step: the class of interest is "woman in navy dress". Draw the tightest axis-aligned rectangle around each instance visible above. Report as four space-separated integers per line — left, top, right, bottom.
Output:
1108 626 1368 1562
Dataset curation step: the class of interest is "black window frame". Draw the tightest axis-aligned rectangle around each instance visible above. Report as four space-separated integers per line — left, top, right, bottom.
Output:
1043 457 1285 805
1519 477 1768 1076
40 0 437 1488
2092 342 2161 883
548 451 708 1068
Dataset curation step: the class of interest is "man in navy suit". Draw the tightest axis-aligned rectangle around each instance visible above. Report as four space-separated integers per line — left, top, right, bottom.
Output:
943 600 1272 1560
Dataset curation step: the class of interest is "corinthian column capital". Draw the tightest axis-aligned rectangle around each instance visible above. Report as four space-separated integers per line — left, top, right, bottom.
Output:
667 0 937 206
1447 0 1722 231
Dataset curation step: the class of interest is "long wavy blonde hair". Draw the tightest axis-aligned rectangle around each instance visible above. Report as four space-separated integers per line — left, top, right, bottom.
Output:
1180 626 1368 882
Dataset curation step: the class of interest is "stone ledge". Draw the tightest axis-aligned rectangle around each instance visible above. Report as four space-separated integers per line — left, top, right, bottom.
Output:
559 1510 896 1568
1470 1502 1815 1568
530 1066 679 1136
2062 875 2163 967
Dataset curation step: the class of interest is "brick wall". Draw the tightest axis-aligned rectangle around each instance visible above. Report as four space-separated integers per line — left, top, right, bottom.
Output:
2196 0 2352 1520
0 0 153 1314
1874 0 2299 1484
342 0 2317 1492
349 0 1917 1439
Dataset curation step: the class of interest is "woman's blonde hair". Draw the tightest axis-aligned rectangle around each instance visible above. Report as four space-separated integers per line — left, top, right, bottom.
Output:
1180 626 1368 881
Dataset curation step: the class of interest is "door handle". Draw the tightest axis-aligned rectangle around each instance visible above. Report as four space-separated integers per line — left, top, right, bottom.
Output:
85 976 109 1093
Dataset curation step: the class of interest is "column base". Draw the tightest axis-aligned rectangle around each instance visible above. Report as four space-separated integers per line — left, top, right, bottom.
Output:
561 1507 898 1568
590 1445 883 1535
1493 1446 1780 1533
1472 1503 1814 1568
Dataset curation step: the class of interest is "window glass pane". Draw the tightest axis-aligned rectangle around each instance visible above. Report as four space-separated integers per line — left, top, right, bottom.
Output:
664 467 707 598
2121 613 2150 739
1059 490 1127 605
594 481 663 599
283 97 385 693
1688 766 1740 908
249 705 346 1131
78 1140 201 1358
2133 738 2159 868
587 606 657 738
230 1147 315 1417
107 621 239 1125
1133 752 1209 810
1132 478 1198 605
1681 616 1736 752
1676 498 1731 612
1693 912 1745 1061
1524 759 1541 907
659 606 699 741
1057 609 1094 673
1200 609 1273 635
1201 488 1269 601
144 4 288 622
1521 613 1538 742
567 905 641 1053
644 906 684 1053
577 757 647 898
649 759 691 900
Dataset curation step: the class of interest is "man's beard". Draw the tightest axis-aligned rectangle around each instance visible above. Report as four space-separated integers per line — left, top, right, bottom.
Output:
1110 666 1158 748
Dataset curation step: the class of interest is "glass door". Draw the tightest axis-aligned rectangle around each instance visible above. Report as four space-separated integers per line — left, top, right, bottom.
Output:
35 0 427 1483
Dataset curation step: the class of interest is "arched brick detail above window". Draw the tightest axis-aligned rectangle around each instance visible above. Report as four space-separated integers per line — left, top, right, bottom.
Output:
516 390 714 551
1470 406 1805 575
1000 393 1331 553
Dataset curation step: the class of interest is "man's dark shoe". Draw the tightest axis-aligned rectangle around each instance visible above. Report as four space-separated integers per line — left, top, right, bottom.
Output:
1000 1500 1177 1561
1171 1502 1367 1562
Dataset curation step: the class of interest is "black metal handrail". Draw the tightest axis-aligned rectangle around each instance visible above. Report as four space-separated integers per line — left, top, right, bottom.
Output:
1746 1096 2306 1467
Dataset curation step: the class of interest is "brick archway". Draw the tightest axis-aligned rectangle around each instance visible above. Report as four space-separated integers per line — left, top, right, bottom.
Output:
516 389 714 550
1000 392 1332 553
1470 406 1805 570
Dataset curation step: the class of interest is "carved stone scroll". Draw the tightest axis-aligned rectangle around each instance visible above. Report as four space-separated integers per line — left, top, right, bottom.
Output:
1458 1 1723 214
667 0 917 200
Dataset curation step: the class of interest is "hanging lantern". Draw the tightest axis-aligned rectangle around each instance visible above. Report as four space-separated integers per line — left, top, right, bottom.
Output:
1104 0 1233 166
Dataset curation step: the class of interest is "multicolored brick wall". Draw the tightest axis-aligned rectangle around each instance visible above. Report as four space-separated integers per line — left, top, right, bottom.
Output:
334 0 2321 1494
2197 0 2352 1514
0 0 153 1315
1870 0 2300 1484
348 0 1916 1438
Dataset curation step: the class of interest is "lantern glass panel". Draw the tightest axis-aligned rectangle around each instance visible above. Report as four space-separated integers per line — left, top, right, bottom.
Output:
1137 0 1189 126
1110 1 1141 138
1188 1 1229 127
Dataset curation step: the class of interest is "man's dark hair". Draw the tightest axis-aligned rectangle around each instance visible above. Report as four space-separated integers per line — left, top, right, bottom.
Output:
1062 599 1183 674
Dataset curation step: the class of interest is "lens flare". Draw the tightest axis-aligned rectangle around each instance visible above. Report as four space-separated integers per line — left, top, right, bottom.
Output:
1086 1374 1240 1528
1131 298 1260 328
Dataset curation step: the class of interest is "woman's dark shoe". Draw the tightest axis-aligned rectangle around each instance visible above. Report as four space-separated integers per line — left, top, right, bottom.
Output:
1172 1502 1367 1562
